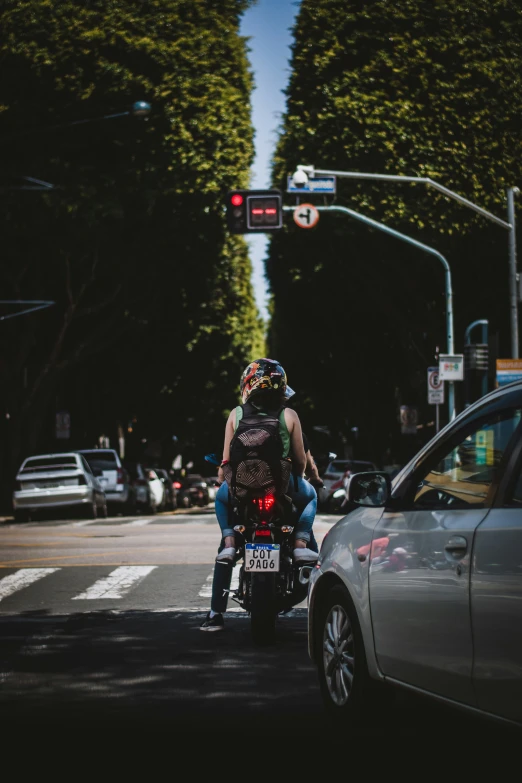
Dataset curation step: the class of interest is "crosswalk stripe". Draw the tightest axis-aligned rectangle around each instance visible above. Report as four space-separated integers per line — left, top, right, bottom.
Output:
0 568 60 602
198 562 241 598
72 565 157 600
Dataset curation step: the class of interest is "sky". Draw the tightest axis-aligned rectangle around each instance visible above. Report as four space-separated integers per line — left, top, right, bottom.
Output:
240 0 301 322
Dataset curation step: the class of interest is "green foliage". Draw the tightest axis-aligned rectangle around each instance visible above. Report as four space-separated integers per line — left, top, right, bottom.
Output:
0 0 262 477
268 0 522 464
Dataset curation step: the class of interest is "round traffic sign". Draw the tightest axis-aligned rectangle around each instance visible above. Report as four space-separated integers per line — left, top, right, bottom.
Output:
293 203 319 229
428 369 442 390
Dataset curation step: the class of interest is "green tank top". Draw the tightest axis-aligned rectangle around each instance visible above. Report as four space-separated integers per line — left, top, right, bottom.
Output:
234 405 291 459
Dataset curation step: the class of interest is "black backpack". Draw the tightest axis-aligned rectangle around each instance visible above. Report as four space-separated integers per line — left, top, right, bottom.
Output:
225 401 292 499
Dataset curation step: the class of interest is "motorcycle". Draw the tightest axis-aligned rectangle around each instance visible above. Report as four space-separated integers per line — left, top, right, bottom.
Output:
205 453 315 645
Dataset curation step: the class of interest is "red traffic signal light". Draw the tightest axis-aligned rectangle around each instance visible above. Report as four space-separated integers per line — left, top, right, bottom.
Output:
226 189 283 234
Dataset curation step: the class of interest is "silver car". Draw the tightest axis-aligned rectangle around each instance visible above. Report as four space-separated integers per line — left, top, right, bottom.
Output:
13 452 107 522
307 381 522 729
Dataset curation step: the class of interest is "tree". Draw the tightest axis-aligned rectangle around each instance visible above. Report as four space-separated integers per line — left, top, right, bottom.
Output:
268 0 522 465
0 0 262 501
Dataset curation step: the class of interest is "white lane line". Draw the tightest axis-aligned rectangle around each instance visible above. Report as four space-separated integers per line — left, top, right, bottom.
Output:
72 565 157 600
121 518 153 527
0 568 60 603
70 519 99 527
198 562 241 598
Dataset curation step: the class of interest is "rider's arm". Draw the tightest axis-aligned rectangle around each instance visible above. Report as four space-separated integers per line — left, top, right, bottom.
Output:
222 410 236 461
305 450 321 482
284 408 306 476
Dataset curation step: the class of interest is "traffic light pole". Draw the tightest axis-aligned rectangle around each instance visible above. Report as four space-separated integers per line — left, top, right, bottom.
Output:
283 203 456 421
296 166 517 359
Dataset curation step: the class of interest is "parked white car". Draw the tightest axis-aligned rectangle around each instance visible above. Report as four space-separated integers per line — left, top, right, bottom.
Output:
307 381 522 729
13 452 107 522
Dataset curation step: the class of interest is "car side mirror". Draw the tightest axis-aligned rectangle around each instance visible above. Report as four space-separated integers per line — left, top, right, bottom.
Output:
348 472 391 508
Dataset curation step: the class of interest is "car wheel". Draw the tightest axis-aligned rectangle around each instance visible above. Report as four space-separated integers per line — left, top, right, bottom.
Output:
314 585 390 726
85 500 98 520
14 510 30 523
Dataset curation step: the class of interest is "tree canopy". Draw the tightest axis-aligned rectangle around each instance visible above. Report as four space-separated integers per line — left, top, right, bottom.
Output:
268 0 522 465
0 0 262 492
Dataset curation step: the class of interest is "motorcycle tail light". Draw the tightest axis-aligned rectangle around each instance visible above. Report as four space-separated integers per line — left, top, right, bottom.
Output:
255 528 271 537
253 494 276 512
173 481 182 489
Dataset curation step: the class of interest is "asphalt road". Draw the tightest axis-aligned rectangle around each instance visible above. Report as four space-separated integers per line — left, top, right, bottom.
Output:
0 506 517 773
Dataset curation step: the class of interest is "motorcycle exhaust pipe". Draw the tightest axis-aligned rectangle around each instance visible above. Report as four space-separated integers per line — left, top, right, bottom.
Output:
298 565 314 585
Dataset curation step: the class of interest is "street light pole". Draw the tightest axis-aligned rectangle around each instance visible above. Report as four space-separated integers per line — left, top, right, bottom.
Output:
295 165 518 356
507 187 520 358
284 204 456 420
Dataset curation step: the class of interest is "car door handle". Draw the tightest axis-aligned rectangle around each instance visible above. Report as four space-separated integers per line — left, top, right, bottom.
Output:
444 536 468 554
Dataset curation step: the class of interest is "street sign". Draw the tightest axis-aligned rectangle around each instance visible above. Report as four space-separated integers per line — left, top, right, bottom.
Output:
55 411 70 440
287 175 336 194
439 354 464 381
293 203 320 229
427 366 445 405
496 359 522 387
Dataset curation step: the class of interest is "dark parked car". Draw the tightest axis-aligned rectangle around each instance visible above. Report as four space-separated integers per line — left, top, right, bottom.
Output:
175 474 210 509
122 461 157 514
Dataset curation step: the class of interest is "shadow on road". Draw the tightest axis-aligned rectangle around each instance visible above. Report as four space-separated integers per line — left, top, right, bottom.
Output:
0 608 518 764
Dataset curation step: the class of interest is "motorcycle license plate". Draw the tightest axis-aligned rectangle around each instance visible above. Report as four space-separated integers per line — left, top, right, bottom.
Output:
245 544 280 572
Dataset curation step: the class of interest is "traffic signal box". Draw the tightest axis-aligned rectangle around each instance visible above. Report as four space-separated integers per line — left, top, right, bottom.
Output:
226 189 283 234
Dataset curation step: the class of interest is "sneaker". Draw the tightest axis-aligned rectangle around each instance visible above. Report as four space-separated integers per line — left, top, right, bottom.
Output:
293 547 319 562
215 547 236 564
200 612 224 632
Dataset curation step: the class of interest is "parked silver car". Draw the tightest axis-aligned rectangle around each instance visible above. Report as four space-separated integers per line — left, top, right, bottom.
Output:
76 448 135 514
307 381 522 729
13 452 107 522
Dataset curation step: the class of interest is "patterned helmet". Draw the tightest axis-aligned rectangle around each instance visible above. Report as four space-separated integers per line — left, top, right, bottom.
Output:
240 358 288 404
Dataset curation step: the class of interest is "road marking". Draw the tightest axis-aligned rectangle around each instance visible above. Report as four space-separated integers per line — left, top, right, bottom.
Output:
121 519 153 527
72 565 157 600
198 562 241 598
70 519 99 527
0 568 60 603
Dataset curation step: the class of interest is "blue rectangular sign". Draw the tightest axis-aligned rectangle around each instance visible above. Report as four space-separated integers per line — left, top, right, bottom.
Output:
286 175 336 194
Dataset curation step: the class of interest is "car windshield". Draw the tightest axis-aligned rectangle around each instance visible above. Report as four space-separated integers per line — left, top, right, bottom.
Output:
80 452 118 471
21 456 78 472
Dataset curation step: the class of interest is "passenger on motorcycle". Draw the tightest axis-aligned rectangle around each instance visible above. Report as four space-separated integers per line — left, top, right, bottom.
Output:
200 358 320 631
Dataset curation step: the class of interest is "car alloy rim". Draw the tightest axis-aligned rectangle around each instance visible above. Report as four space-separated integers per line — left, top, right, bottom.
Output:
323 604 355 706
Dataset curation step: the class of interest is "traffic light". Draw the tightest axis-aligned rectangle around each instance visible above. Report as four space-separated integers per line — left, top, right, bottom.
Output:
226 189 283 234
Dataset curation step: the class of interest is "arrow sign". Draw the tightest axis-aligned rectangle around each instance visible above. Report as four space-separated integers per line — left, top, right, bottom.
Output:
293 203 320 229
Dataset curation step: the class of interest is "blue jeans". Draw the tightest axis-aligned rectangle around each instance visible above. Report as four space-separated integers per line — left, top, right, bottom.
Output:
214 477 317 544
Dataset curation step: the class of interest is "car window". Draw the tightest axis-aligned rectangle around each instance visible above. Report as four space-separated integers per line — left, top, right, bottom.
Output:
412 408 522 510
80 451 118 471
21 456 77 472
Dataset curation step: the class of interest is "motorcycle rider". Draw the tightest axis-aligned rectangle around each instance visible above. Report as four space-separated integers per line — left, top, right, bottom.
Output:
200 358 319 631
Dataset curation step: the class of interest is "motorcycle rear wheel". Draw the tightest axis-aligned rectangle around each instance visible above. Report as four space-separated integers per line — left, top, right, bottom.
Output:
250 573 277 645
